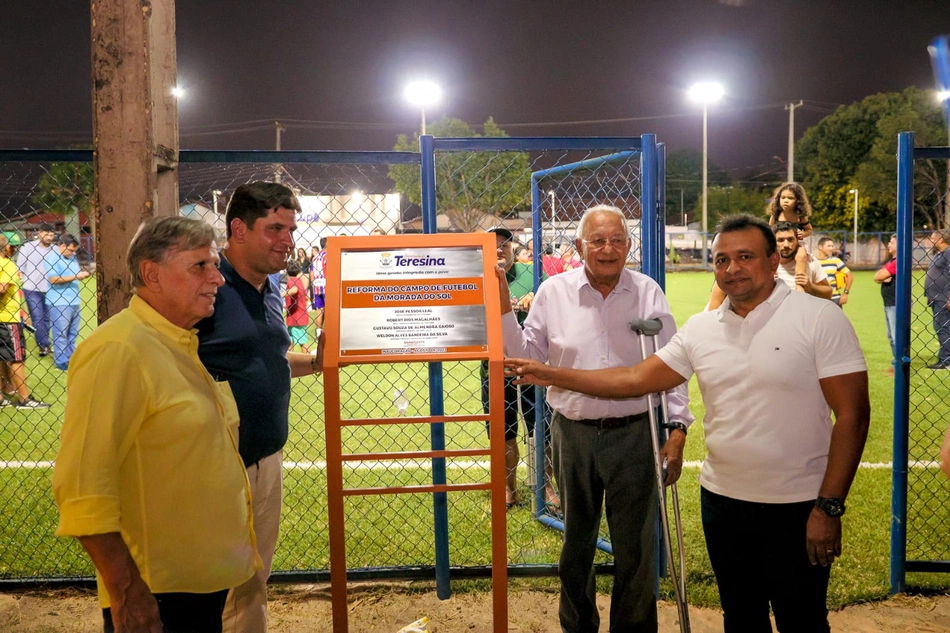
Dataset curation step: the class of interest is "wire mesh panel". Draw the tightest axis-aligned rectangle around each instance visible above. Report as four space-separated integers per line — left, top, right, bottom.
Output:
0 142 653 585
0 157 97 582
904 152 950 567
427 140 646 571
178 156 429 577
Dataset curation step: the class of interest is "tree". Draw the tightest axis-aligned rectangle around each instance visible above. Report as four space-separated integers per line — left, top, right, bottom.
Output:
32 161 94 216
797 87 948 231
390 117 531 232
664 149 730 225
703 185 771 220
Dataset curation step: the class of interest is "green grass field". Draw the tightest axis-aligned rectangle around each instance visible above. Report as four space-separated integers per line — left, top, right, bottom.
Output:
2 271 949 608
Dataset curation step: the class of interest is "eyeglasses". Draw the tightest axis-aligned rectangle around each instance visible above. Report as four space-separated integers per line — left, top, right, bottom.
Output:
582 235 628 250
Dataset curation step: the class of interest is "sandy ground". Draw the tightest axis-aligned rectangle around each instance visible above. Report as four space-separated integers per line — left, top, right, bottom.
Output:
3 584 950 632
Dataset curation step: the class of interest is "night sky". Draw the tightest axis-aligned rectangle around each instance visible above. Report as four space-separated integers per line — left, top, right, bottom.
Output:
2 0 948 178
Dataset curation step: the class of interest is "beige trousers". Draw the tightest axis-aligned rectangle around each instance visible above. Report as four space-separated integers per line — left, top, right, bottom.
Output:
222 450 283 633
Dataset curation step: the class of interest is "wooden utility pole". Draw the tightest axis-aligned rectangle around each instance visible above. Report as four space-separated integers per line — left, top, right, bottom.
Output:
90 0 179 321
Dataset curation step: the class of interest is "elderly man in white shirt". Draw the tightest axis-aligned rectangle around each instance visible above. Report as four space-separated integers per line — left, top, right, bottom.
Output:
506 214 870 633
498 204 693 633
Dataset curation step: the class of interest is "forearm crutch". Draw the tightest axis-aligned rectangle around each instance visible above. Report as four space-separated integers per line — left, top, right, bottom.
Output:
629 317 690 633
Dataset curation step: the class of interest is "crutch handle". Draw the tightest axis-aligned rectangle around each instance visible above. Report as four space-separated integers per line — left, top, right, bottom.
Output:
629 317 663 336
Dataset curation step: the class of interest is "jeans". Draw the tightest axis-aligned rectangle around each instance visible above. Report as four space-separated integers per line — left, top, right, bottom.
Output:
24 290 50 349
103 589 229 633
884 305 896 359
931 302 950 366
701 488 831 633
48 304 80 370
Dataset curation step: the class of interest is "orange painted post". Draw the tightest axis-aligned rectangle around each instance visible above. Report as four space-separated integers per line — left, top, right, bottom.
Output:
322 233 508 632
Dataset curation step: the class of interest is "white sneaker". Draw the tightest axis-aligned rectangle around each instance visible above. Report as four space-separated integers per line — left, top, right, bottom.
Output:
16 398 50 410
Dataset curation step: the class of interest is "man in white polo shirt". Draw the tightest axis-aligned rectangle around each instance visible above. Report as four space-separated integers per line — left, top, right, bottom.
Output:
774 221 832 299
505 214 870 633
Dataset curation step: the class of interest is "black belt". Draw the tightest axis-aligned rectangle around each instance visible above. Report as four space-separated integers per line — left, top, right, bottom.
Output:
570 411 649 429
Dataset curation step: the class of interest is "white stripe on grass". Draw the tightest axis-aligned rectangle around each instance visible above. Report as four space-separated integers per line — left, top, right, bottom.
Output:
0 459 941 470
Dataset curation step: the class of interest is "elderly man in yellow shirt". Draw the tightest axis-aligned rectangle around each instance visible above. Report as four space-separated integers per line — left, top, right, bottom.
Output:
53 216 260 633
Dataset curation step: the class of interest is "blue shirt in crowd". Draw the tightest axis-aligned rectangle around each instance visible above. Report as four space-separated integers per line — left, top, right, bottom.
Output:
45 250 81 306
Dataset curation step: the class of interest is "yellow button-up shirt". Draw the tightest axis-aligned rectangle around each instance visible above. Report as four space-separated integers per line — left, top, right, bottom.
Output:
53 295 260 607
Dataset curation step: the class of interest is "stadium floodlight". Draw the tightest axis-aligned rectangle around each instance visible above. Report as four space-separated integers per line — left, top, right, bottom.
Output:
688 81 725 268
404 80 442 135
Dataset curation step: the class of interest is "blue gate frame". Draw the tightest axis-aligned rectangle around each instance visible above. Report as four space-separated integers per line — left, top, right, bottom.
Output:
891 131 950 593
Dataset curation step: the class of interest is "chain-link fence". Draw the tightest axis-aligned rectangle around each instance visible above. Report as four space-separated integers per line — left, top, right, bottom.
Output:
0 154 97 583
665 229 914 271
421 138 647 574
892 135 950 591
0 139 656 585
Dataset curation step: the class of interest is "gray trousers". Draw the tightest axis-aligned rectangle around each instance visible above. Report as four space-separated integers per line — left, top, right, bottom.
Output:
552 412 658 633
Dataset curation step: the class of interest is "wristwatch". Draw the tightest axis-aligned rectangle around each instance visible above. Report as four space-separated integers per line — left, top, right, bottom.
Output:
665 421 688 436
843 289 850 295
815 496 846 517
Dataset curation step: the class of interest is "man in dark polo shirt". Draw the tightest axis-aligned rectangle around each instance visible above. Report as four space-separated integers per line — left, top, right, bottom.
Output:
197 182 325 633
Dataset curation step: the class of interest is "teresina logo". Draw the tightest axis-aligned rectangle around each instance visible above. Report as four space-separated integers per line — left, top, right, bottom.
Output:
394 254 446 266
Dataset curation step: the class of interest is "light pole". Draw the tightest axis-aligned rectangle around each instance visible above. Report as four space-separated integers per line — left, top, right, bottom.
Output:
548 190 556 244
849 188 859 263
404 80 442 136
785 100 803 182
688 82 725 267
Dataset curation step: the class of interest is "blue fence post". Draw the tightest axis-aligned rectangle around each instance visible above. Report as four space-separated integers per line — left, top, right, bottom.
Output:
890 131 914 595
640 135 658 283
420 135 451 599
656 142 667 290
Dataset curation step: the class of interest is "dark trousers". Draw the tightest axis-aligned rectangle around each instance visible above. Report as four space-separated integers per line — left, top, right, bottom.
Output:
931 302 950 365
701 487 831 633
103 589 229 633
552 412 657 633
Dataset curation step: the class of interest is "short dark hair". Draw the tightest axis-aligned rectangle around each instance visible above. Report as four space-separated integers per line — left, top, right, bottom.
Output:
772 221 798 236
38 222 55 232
286 259 301 276
59 233 79 248
817 236 834 247
225 182 301 238
320 237 328 249
714 214 777 257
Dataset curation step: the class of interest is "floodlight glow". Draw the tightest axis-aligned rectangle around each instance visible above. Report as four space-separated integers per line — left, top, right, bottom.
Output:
688 82 725 104
404 80 442 106
937 90 950 102
171 86 185 99
351 190 365 203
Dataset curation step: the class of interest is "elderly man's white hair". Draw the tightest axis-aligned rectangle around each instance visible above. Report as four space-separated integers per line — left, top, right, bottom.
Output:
574 204 629 241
